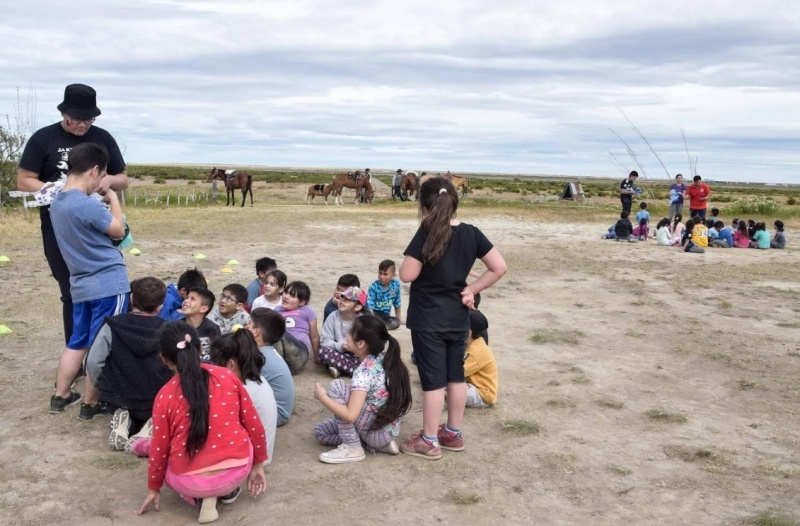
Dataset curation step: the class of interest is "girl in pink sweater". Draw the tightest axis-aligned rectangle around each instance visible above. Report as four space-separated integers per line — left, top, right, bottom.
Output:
136 321 267 524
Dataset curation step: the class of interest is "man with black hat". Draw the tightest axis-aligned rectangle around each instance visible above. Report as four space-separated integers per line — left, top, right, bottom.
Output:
16 84 127 400
392 169 404 201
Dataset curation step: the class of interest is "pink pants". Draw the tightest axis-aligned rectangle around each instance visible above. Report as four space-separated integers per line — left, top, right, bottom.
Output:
165 445 253 505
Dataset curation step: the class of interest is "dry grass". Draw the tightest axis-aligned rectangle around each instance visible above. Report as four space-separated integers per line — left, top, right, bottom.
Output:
645 408 689 424
447 489 482 505
501 419 542 436
530 328 586 345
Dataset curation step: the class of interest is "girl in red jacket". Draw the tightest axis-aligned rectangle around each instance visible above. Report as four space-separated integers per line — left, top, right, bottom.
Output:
136 321 267 524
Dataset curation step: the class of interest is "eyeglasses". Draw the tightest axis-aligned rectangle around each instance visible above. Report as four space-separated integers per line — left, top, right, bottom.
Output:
219 294 240 303
66 115 96 125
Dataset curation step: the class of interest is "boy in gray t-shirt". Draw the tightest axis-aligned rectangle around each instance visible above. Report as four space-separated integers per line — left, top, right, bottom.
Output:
48 143 130 416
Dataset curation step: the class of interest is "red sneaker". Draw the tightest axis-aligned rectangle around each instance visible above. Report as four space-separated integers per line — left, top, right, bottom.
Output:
437 424 465 452
400 430 442 460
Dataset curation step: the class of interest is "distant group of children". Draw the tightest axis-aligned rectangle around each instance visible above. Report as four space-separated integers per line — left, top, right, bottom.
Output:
603 202 788 254
46 158 507 524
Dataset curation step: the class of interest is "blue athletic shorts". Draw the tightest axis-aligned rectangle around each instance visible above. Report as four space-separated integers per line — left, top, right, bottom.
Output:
68 293 130 350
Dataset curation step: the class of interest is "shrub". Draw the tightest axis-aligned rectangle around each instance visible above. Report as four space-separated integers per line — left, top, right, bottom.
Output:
788 197 797 205
154 177 166 185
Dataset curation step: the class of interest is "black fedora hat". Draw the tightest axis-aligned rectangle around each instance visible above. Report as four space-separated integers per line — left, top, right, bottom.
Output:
57 84 101 120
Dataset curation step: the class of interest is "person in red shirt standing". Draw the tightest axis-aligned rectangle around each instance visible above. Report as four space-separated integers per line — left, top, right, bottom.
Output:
684 175 712 222
136 322 267 524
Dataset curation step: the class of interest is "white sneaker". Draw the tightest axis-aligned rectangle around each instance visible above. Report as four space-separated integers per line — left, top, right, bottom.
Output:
125 418 153 453
319 444 366 464
108 409 130 451
378 440 400 455
328 366 341 379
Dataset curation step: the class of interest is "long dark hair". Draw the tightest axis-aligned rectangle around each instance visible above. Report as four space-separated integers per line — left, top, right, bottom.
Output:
350 315 412 430
418 178 458 265
656 217 670 230
158 321 209 458
738 220 749 236
672 213 682 229
209 330 266 384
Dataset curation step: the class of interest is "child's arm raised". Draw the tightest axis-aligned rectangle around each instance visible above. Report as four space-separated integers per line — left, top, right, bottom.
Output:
314 382 367 423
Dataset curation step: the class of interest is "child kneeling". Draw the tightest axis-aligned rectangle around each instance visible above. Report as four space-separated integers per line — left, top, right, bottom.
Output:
135 322 267 524
313 315 411 464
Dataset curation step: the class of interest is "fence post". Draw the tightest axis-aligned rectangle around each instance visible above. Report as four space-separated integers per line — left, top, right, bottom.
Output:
166 193 170 207
134 188 137 207
121 190 126 206
212 180 218 202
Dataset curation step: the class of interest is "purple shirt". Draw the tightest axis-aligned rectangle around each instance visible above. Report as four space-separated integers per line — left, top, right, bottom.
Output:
670 183 686 204
274 305 316 349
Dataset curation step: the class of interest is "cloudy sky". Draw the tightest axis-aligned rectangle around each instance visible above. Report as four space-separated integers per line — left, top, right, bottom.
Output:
1 1 799 183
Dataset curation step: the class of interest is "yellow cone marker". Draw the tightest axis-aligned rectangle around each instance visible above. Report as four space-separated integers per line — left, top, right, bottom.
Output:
195 253 207 259
0 325 12 334
129 248 141 255
221 266 233 273
227 259 239 265
0 255 10 262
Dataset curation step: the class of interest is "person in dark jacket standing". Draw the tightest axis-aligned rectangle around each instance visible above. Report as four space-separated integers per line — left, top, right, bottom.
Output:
85 277 172 448
619 170 638 214
16 84 127 347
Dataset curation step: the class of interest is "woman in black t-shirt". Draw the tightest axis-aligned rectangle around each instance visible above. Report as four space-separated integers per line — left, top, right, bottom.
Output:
398 178 507 460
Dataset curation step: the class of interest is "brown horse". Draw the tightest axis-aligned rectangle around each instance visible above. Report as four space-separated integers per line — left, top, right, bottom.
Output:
354 178 374 205
330 171 364 206
418 172 469 198
306 183 334 205
400 172 418 201
208 167 253 207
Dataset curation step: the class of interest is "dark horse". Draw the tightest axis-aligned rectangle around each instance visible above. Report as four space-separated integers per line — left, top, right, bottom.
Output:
208 167 253 207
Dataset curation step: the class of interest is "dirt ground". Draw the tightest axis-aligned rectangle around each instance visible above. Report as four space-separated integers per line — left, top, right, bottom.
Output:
1 182 799 526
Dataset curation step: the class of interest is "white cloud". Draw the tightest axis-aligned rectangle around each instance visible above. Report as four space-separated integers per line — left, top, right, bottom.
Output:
0 1 798 182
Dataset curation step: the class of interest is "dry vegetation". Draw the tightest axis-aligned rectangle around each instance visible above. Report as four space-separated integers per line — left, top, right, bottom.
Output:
0 180 799 525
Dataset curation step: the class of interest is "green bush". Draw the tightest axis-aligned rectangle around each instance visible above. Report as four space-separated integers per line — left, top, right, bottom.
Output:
725 198 782 216
153 177 166 185
788 197 797 205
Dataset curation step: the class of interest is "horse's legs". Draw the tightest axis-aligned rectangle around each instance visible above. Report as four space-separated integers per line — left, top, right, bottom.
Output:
249 184 253 206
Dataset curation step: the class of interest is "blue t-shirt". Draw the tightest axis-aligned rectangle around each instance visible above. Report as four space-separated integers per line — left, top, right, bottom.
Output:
258 345 295 426
718 228 734 247
158 284 184 320
49 190 129 302
367 278 402 315
707 227 719 240
635 210 650 224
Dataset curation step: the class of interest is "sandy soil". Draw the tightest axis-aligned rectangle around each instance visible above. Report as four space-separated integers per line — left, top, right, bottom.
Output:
0 183 799 526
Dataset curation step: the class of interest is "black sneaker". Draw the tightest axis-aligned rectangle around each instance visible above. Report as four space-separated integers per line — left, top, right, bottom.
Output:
220 485 242 505
78 401 111 421
49 391 82 414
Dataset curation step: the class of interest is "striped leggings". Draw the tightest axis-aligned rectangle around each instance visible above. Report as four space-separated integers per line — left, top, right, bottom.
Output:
313 379 393 449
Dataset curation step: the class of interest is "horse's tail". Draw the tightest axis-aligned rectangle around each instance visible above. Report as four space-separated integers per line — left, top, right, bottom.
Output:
247 174 252 187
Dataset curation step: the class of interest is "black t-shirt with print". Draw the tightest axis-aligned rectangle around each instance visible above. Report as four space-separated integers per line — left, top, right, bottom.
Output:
404 223 493 332
620 178 633 199
19 122 126 228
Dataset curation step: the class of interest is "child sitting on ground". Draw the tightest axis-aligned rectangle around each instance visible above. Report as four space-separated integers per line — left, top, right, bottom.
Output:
750 222 770 249
159 268 207 321
319 286 367 379
246 257 278 309
708 208 720 223
313 315 411 464
274 281 319 373
734 220 751 248
367 260 403 329
635 202 650 240
771 220 786 249
613 211 637 242
669 214 685 245
135 322 267 524
246 308 295 426
180 287 221 359
655 218 673 246
251 269 287 311
706 220 719 242
463 310 498 408
208 283 251 334
680 219 705 253
84 277 171 452
710 221 732 248
210 329 277 466
323 273 360 323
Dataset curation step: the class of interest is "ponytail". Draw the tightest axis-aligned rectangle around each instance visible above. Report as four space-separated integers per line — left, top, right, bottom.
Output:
350 316 412 430
158 321 209 458
210 329 265 384
418 178 458 265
